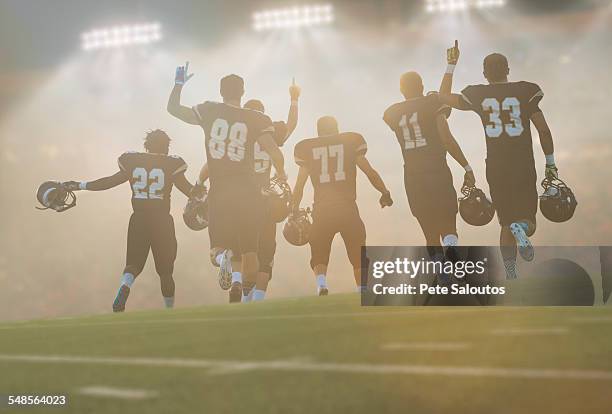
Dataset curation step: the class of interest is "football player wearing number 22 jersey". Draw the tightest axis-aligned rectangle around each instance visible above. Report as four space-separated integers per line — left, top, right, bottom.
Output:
439 41 558 279
62 130 195 312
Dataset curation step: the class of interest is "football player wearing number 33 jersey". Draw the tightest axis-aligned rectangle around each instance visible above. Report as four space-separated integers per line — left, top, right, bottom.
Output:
167 63 287 303
62 130 195 312
439 41 558 279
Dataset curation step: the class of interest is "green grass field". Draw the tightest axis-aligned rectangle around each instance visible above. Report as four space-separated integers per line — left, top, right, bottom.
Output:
1 294 612 413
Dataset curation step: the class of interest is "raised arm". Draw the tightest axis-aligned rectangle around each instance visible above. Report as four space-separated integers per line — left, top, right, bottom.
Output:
285 79 301 140
436 114 475 187
257 133 287 180
438 40 472 111
531 111 557 178
167 62 200 125
63 170 128 192
174 172 195 198
291 165 309 213
356 155 393 208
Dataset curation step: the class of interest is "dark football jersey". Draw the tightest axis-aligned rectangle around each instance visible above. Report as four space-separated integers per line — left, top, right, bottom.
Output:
254 120 288 187
383 92 451 174
192 101 274 184
118 151 187 213
460 81 543 164
294 132 367 206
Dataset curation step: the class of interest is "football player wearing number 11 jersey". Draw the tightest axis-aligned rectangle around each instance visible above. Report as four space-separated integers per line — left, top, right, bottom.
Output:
439 41 558 279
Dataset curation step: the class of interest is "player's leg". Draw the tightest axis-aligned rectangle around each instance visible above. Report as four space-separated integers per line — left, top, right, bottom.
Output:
150 213 178 309
116 213 150 312
251 219 277 302
310 207 335 296
207 186 235 290
233 185 261 303
339 203 367 291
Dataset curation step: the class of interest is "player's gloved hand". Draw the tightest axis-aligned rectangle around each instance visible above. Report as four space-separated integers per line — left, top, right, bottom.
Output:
62 181 82 191
379 191 393 208
463 170 476 188
175 61 194 86
289 77 301 101
190 183 207 201
545 164 558 180
447 40 460 65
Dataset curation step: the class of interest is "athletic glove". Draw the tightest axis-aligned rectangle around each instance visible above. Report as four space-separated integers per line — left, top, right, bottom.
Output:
289 77 301 101
190 183 207 201
379 191 393 208
175 61 194 86
463 170 476 188
447 40 460 65
545 164 558 180
62 181 82 191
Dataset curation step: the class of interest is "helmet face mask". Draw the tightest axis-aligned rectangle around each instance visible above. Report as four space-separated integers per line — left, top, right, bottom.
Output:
36 181 77 212
539 177 577 223
283 208 312 246
458 185 495 226
262 176 292 223
183 189 209 231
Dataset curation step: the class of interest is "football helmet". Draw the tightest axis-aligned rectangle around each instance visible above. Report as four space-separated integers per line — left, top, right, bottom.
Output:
262 176 292 223
183 185 208 231
458 185 494 226
539 177 577 223
36 181 77 212
283 208 312 246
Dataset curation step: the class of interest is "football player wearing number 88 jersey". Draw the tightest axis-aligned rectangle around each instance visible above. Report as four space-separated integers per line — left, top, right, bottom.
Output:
167 65 287 303
439 43 558 278
62 130 195 312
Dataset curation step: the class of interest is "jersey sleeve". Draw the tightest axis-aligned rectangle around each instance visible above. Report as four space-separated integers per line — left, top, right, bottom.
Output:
192 101 212 124
523 82 544 117
272 121 288 146
428 91 452 119
294 141 309 167
353 134 368 157
460 85 479 112
117 152 131 173
382 104 398 130
170 156 188 176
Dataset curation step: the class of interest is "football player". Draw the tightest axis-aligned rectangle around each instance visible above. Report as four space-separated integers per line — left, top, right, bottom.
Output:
439 41 558 278
167 62 287 303
63 130 194 312
196 80 301 303
292 116 393 295
383 69 475 262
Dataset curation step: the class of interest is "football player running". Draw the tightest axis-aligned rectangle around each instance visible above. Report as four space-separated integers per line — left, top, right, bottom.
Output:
63 130 194 312
292 116 393 295
167 62 287 303
383 68 475 264
196 80 301 302
439 41 558 279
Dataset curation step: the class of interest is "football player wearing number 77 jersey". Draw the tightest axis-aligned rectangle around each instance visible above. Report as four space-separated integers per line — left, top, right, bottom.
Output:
167 63 287 303
383 69 475 268
62 130 195 312
439 41 558 278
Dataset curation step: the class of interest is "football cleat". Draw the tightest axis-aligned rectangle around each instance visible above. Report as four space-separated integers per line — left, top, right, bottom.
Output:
262 176 292 223
510 222 534 262
318 287 329 296
36 181 77 212
539 177 577 223
229 282 242 303
458 185 495 226
112 285 130 313
183 185 208 231
218 250 233 291
283 208 312 246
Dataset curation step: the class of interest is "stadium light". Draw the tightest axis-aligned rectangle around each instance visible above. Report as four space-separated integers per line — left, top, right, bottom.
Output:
81 23 162 51
252 4 334 32
425 0 505 13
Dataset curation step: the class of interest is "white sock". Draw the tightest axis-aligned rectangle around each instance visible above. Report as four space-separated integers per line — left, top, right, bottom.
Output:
252 289 266 301
316 274 327 288
231 271 242 284
242 289 253 303
442 234 458 247
163 296 175 308
120 273 135 287
215 253 224 266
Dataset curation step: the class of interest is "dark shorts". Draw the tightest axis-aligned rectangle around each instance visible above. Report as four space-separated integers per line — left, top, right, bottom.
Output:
309 202 366 269
125 210 177 277
404 165 458 224
486 159 537 226
208 180 261 256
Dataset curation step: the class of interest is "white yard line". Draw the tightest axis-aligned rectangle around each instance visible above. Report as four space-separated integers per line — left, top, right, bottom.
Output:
78 386 157 400
381 342 471 351
1 354 612 381
490 327 569 336
569 316 612 324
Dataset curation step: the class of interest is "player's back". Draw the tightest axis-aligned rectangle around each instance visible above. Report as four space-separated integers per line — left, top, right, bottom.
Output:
383 92 450 174
192 101 273 185
294 132 367 207
118 151 187 214
461 81 543 165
